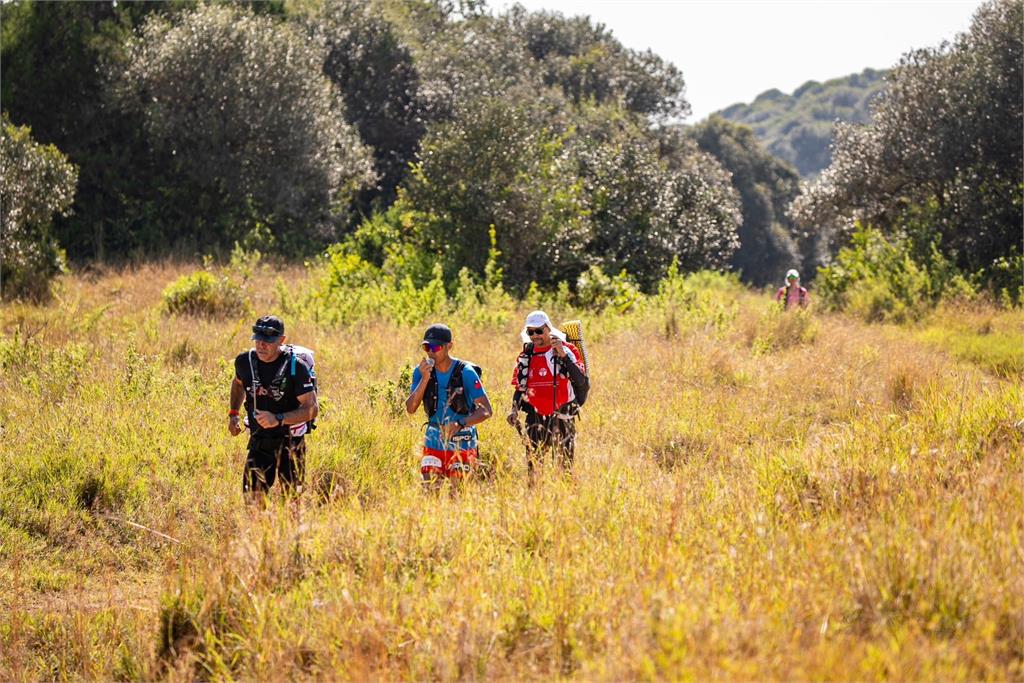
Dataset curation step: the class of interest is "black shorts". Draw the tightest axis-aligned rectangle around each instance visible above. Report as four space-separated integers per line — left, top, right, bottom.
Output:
243 434 306 494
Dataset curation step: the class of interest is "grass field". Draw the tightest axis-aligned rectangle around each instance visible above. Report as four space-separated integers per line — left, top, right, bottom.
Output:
1 263 1021 681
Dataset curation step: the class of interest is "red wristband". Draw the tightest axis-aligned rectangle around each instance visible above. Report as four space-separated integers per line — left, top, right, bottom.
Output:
228 409 239 417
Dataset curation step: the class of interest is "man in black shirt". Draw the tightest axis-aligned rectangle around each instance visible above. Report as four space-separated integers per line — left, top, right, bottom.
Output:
229 315 317 502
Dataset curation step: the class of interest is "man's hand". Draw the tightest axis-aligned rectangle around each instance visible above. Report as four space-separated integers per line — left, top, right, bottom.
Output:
506 409 519 426
418 358 434 376
254 409 280 429
228 414 242 436
439 421 462 441
551 338 567 358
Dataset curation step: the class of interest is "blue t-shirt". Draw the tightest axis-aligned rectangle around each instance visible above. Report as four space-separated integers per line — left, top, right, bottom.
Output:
410 359 487 451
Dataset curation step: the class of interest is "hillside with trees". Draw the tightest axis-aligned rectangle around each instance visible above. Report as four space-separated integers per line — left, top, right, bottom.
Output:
793 0 1022 309
717 68 887 177
1 0 1019 303
686 117 802 286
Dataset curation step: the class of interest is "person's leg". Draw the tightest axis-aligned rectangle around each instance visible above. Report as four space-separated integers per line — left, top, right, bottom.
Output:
276 437 306 497
524 410 554 480
445 446 478 489
555 416 576 469
243 437 278 507
420 447 446 492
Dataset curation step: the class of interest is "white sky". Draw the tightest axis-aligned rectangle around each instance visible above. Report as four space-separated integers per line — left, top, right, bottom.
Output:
490 0 985 121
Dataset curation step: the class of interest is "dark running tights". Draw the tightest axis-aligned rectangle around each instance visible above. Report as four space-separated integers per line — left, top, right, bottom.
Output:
524 411 576 471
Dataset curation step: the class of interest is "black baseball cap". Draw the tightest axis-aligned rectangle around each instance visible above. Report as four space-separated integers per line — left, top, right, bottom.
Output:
421 323 452 345
251 315 285 342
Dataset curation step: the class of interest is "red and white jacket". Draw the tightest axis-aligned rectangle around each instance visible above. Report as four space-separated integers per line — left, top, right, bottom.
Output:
510 342 585 416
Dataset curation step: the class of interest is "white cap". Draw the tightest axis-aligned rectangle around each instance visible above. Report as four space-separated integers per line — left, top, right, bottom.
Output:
786 269 800 281
521 310 566 344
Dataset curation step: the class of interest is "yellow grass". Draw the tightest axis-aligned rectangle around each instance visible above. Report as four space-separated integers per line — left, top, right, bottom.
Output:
0 263 1021 681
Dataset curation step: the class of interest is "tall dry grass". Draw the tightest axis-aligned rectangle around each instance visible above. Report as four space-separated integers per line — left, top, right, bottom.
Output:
0 263 1021 681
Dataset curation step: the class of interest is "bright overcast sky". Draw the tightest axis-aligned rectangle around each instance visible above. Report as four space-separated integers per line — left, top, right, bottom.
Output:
490 0 985 121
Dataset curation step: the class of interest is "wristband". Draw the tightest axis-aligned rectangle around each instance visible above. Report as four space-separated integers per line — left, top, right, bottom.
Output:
228 409 239 417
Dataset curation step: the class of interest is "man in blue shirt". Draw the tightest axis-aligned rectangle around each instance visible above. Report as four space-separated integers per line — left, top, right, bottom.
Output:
405 323 491 484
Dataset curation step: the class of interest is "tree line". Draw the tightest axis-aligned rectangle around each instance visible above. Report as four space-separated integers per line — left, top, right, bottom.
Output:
1 0 1020 302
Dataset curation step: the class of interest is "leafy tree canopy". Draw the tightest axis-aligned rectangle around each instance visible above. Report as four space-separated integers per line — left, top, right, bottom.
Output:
115 4 375 251
791 0 1023 277
687 116 803 286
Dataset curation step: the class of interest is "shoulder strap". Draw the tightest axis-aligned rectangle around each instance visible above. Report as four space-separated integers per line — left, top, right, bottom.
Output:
248 350 259 411
516 343 534 391
449 360 466 398
422 366 438 418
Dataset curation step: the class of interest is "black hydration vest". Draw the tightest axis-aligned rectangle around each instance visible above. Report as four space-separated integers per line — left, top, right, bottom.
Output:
422 360 483 423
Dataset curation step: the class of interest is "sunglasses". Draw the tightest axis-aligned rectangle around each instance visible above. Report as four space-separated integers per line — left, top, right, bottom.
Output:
422 342 444 352
252 325 282 337
526 327 547 336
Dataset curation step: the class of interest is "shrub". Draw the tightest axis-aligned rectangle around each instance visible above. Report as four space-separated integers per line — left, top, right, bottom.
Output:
0 114 78 300
161 271 250 319
365 363 414 418
575 265 640 312
116 4 374 251
985 248 1024 307
650 261 741 336
817 223 977 323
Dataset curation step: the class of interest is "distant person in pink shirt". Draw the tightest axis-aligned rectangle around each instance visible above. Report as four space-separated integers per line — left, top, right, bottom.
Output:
775 269 809 310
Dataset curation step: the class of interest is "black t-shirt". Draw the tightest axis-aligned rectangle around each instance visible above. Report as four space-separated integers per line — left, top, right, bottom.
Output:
234 349 314 437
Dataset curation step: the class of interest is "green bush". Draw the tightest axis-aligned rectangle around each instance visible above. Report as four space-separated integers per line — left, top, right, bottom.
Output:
0 114 78 301
650 261 741 336
310 224 520 328
575 265 640 313
309 249 452 327
985 248 1023 307
816 223 977 323
161 271 250 318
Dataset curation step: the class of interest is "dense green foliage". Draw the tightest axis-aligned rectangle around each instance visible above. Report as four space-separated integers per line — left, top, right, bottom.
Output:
0 1 178 260
571 110 741 290
313 0 425 210
116 4 375 252
687 117 803 286
793 0 1023 286
1 0 741 289
718 68 887 177
1 0 1018 307
403 98 588 288
815 224 977 323
0 115 78 300
505 6 689 120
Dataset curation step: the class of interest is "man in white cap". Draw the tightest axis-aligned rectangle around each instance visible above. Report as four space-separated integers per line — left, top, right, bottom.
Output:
775 269 809 310
507 310 588 475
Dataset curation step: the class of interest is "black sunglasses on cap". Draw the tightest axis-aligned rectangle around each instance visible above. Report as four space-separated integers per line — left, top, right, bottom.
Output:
253 325 282 336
